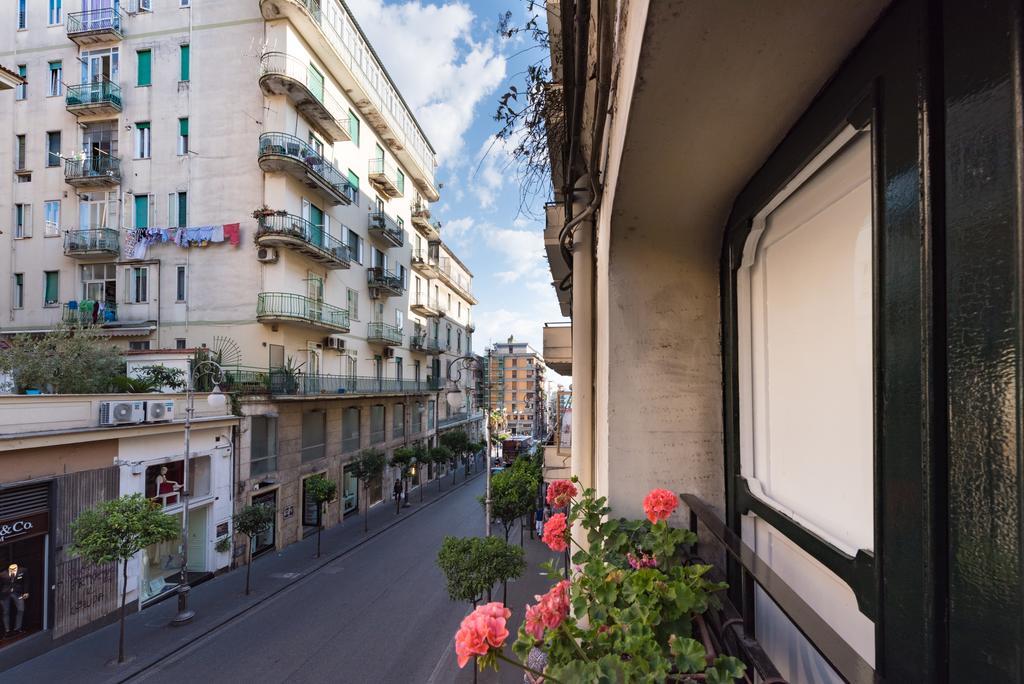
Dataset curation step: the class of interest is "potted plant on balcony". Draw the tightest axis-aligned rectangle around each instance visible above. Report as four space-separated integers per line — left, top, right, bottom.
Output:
276 356 304 395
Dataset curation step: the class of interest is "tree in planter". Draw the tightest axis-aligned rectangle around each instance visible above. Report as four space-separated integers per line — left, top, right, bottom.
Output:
0 324 123 394
428 445 454 492
304 475 337 558
437 535 526 608
390 446 417 512
234 503 276 596
348 449 387 533
440 430 471 480
70 494 179 664
483 467 536 544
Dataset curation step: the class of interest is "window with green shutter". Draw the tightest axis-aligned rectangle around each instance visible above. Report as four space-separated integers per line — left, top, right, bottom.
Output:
178 191 187 227
137 50 151 86
349 110 360 146
179 44 190 81
347 170 360 206
134 194 149 229
44 271 59 307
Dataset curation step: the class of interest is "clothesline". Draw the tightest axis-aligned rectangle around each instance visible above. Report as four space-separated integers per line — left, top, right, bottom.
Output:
122 223 241 260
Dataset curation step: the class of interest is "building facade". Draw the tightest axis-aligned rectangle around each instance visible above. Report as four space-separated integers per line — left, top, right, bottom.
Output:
0 1 479 560
545 0 1024 681
485 337 546 439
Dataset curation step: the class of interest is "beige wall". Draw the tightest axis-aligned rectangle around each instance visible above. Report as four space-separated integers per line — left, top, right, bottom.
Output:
0 439 116 484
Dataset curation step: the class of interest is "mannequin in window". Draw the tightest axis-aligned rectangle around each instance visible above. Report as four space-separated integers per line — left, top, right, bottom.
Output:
1 563 27 636
155 465 183 505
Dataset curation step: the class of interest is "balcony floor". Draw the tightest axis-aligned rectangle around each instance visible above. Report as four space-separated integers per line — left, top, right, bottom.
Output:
259 73 349 143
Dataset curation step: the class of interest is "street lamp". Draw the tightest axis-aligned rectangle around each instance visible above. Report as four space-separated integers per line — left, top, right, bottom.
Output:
171 359 227 626
445 355 490 536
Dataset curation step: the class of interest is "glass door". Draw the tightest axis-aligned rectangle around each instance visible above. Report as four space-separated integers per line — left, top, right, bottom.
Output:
308 203 324 248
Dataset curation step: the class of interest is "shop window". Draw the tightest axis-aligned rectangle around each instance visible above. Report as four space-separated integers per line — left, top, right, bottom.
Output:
342 407 360 452
250 491 276 556
145 456 211 508
301 410 326 462
302 475 324 531
342 466 359 515
250 416 278 476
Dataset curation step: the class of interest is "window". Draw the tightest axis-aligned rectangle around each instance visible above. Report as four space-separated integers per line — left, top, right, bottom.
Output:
393 403 405 438
347 170 360 206
137 50 151 87
178 118 189 155
180 0 190 6
349 110 360 146
129 341 151 351
346 229 363 264
44 201 60 237
135 122 151 158
370 405 385 444
176 265 187 301
15 66 25 100
395 309 404 329
128 266 149 303
80 263 116 302
138 0 153 13
46 131 61 167
457 330 462 353
342 407 360 453
168 192 187 228
397 169 405 194
250 416 279 476
49 0 61 25
428 400 436 429
347 287 359 320
413 402 423 433
395 356 403 382
175 338 187 350
399 265 407 288
12 274 24 309
134 194 151 228
14 204 31 239
17 1 25 29
15 135 26 170
48 62 62 96
301 410 326 462
179 45 190 81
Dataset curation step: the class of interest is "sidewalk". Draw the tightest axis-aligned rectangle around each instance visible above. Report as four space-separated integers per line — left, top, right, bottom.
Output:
1 461 484 683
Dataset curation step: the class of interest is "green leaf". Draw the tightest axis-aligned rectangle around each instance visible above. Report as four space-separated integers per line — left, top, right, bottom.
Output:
668 635 706 673
706 656 747 684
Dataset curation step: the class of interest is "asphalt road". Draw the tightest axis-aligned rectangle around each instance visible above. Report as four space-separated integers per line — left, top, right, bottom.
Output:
126 475 541 684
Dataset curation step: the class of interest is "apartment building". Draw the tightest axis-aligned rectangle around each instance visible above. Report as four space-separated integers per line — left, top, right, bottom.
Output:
0 0 478 558
485 337 546 439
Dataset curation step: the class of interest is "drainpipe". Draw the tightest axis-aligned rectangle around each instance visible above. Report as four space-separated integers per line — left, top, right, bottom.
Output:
569 176 595 492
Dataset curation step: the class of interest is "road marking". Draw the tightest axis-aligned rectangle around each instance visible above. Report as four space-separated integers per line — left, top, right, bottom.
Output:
425 637 456 684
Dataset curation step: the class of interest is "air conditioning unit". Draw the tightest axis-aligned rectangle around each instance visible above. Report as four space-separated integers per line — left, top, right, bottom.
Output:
383 347 395 359
324 336 346 351
99 401 145 426
256 247 279 263
145 399 175 423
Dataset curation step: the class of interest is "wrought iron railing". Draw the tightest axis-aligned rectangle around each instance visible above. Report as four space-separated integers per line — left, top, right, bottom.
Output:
66 8 122 35
367 321 403 345
411 335 443 353
437 257 474 298
64 228 120 255
256 292 350 330
368 157 405 194
256 214 351 264
411 249 437 266
65 156 121 183
412 292 438 311
221 366 441 396
66 79 122 110
367 267 404 292
369 209 404 245
258 132 355 203
259 52 349 135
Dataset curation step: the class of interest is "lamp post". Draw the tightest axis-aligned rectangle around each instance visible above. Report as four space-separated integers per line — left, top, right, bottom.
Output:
171 359 228 626
445 355 490 536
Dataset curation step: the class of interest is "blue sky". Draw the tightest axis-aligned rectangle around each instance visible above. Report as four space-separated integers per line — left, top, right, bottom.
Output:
347 0 568 384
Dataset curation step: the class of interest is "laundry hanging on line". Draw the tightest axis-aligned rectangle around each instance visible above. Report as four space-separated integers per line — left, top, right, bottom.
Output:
121 223 242 260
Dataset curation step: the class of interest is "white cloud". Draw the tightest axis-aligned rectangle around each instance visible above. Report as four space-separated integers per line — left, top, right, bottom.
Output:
470 133 516 209
345 0 506 162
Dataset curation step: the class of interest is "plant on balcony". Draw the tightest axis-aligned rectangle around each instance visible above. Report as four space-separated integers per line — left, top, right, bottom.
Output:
251 205 287 219
304 474 337 559
0 324 123 394
451 479 747 683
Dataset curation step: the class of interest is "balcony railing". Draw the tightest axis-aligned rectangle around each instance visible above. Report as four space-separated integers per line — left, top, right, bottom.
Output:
256 292 350 332
368 209 404 247
437 257 476 304
411 292 441 317
367 267 404 296
63 301 118 325
259 52 350 143
64 229 120 258
368 158 404 198
222 366 441 397
66 79 122 115
411 249 440 276
66 8 123 44
258 132 355 205
367 321 403 346
256 213 351 268
64 155 121 187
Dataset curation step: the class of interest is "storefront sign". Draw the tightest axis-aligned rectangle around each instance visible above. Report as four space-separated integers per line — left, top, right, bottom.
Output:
0 512 48 543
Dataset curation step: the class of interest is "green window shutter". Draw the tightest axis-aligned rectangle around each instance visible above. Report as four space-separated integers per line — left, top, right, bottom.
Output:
44 272 58 305
134 195 149 229
349 110 359 146
179 117 189 136
136 121 150 130
347 170 359 191
137 50 151 86
180 45 190 81
178 192 187 227
307 64 324 102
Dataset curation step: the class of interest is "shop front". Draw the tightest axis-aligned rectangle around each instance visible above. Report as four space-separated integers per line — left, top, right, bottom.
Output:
342 466 359 517
0 485 50 647
250 490 277 557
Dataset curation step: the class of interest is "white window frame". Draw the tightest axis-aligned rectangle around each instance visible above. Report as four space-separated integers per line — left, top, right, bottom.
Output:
347 287 359 321
176 265 187 302
43 270 60 307
128 266 149 303
14 204 32 239
44 200 60 237
12 274 24 309
49 0 62 25
48 61 62 96
135 124 151 159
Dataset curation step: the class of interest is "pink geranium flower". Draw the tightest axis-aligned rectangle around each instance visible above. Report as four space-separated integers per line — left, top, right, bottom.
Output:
642 488 678 523
546 480 577 508
525 580 571 640
542 513 569 552
627 552 658 569
454 602 511 668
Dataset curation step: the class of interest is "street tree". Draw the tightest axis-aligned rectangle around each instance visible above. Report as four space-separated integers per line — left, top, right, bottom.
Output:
391 446 417 510
70 494 179 664
440 430 471 480
428 445 454 492
484 467 537 543
412 441 429 502
304 475 337 558
348 449 387 533
437 535 526 607
234 502 276 595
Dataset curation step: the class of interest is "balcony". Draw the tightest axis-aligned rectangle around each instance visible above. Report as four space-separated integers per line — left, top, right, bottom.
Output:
545 201 571 317
437 257 477 304
223 366 441 397
64 156 121 188
411 204 441 240
411 249 440 277
63 301 118 326
256 213 351 269
259 52 350 143
66 8 123 46
367 267 404 297
66 79 122 117
256 292 350 333
368 158 405 198
367 321 403 346
411 334 443 354
258 132 355 205
368 209 404 247
63 229 120 259
543 321 572 375
410 292 441 318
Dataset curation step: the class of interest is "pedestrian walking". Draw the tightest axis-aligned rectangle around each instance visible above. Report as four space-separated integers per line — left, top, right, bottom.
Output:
393 478 403 515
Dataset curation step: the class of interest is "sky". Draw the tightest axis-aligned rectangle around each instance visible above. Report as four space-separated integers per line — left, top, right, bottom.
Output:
345 0 570 387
